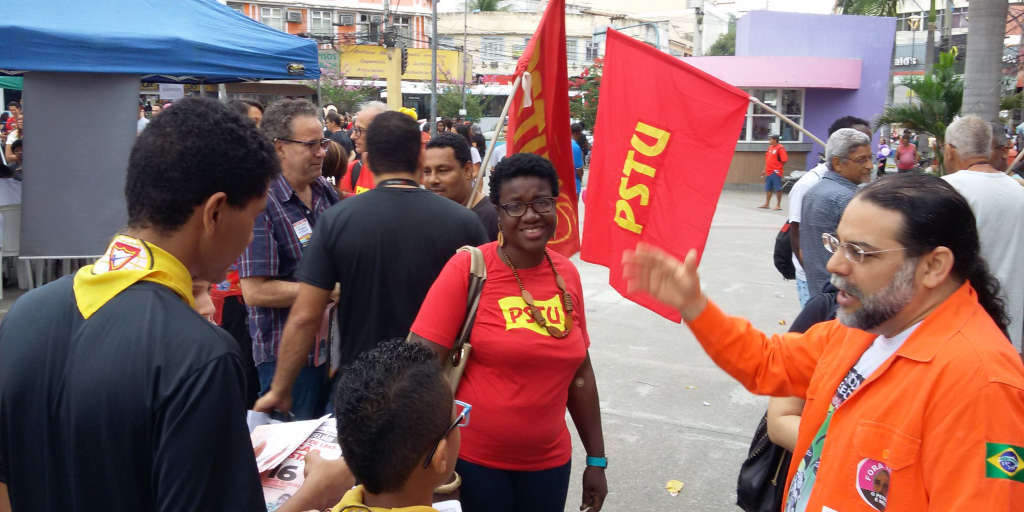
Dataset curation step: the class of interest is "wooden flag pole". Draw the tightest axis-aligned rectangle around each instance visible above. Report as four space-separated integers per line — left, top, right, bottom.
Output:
749 96 827 148
466 73 524 207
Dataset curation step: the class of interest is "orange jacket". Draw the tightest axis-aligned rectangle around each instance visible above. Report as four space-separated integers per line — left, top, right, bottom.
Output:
688 282 1024 511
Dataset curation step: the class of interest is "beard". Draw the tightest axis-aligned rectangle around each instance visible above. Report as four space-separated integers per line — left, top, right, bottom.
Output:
832 258 917 331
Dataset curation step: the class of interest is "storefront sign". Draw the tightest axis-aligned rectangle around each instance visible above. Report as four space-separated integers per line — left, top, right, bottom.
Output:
158 84 185 100
319 50 340 75
338 45 469 82
893 56 919 67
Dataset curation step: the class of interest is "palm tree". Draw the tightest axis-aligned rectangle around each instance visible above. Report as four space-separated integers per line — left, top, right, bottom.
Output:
875 51 963 174
837 0 898 16
470 0 509 12
962 0 1010 121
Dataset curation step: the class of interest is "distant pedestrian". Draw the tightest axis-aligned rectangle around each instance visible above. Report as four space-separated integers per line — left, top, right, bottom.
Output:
340 101 386 196
325 111 354 156
895 133 918 172
759 135 787 210
422 132 498 241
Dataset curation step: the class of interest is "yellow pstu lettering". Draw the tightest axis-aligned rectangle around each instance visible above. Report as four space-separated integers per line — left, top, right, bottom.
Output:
631 122 671 157
615 200 643 234
619 177 649 206
622 150 656 178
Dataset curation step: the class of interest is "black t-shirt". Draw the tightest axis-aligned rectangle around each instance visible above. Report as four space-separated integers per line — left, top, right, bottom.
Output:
298 186 488 366
789 283 839 334
0 278 264 511
330 130 354 154
471 198 499 242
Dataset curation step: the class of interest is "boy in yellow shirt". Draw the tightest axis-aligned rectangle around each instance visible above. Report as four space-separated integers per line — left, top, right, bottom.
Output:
330 340 469 512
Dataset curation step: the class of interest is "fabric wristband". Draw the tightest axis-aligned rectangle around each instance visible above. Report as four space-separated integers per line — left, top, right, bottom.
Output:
586 456 607 468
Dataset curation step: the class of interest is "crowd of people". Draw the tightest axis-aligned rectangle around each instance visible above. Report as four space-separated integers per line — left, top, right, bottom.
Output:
0 90 1023 512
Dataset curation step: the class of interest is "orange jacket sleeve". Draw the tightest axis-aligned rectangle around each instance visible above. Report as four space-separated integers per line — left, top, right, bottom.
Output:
685 300 829 398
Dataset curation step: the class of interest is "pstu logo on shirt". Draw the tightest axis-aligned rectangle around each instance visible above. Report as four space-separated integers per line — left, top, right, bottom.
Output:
986 443 1024 482
498 295 567 336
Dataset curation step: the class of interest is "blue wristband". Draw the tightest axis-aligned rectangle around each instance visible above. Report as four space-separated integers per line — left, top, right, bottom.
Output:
586 456 607 468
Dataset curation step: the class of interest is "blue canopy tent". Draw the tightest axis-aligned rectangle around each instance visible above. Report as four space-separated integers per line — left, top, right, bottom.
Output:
0 0 320 263
0 0 319 83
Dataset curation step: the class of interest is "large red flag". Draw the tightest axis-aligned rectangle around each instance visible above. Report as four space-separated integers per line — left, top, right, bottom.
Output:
581 29 749 322
506 0 578 256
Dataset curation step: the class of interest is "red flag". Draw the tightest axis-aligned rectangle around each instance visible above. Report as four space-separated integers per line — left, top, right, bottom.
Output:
580 29 749 322
506 0 578 256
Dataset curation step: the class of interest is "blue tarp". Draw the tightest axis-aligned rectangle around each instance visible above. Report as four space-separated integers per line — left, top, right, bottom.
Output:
0 0 319 83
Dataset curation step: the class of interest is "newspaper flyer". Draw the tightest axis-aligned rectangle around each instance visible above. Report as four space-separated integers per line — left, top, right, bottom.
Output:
252 416 342 511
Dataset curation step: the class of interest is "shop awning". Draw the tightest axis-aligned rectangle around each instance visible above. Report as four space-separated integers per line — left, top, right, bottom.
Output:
681 56 862 90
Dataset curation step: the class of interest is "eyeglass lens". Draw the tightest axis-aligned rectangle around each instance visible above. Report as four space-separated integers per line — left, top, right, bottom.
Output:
503 198 555 217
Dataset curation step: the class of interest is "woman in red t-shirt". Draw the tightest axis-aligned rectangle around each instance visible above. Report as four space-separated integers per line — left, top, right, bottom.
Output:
410 153 607 512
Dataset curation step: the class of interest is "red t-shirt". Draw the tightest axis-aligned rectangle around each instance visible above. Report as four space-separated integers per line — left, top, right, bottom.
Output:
339 159 376 195
764 144 787 177
410 242 590 471
896 142 917 170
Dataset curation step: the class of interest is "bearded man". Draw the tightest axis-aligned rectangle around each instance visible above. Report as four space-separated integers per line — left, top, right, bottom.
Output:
622 173 1024 511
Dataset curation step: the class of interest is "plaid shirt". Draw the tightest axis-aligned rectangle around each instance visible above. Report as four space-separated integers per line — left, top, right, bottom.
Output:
239 175 339 366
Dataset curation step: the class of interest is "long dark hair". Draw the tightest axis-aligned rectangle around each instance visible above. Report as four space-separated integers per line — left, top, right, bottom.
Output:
857 173 1009 336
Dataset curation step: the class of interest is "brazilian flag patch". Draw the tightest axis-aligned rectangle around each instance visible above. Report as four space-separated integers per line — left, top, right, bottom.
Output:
986 443 1024 482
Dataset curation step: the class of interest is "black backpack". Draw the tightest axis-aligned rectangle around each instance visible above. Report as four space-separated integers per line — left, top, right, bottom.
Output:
773 222 796 280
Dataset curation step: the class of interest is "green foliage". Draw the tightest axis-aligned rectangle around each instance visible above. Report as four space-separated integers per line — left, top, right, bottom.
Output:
839 0 900 16
470 0 509 12
1001 92 1024 112
313 69 380 114
706 16 736 56
569 60 603 130
875 50 962 174
437 85 485 119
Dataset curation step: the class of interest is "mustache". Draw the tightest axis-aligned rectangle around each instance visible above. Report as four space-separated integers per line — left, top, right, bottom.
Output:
830 275 863 300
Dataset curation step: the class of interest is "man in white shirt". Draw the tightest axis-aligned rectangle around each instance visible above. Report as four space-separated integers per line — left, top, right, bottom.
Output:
942 115 1024 352
788 116 872 306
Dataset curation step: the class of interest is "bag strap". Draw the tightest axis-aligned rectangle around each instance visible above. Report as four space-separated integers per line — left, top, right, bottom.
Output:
451 245 486 366
350 160 362 189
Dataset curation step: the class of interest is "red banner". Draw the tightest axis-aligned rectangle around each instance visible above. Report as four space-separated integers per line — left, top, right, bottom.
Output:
580 29 749 322
506 0 578 256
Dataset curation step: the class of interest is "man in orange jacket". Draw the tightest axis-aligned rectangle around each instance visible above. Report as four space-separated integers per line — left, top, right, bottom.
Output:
624 173 1024 511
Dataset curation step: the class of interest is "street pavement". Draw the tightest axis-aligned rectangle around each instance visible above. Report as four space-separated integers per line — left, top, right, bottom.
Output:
565 188 801 511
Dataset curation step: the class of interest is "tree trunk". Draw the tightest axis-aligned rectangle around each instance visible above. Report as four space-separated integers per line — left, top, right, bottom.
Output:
963 0 1009 121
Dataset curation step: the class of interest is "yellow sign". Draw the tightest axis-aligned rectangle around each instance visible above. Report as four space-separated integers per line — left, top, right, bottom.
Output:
338 45 470 82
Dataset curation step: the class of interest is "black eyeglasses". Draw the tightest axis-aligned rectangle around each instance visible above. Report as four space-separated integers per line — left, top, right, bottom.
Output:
422 400 471 468
276 137 330 152
499 197 556 217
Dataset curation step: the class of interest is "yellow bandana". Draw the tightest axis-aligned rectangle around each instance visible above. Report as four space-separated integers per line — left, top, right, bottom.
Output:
73 234 195 319
330 485 438 512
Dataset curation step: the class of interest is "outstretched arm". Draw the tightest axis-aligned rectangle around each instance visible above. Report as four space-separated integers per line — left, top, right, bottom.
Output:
568 354 607 512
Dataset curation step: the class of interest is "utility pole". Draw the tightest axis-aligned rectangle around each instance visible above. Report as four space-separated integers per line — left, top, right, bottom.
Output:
690 0 704 56
461 0 468 115
383 0 402 111
924 0 937 75
430 0 438 136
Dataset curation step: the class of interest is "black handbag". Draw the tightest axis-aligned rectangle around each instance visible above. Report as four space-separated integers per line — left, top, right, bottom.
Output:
736 412 792 512
773 222 796 280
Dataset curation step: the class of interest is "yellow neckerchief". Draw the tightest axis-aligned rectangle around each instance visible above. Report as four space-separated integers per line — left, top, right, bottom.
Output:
330 485 438 512
73 234 195 319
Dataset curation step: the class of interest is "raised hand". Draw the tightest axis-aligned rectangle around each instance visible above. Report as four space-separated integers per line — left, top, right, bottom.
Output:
622 243 707 321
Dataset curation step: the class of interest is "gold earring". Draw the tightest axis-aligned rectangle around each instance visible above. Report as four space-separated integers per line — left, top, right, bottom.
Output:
497 227 505 247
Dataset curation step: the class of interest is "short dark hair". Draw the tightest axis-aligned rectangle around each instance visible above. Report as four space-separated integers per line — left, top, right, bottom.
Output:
10 139 21 152
366 111 421 175
6 100 19 110
455 123 472 144
125 97 279 232
489 153 559 205
225 100 254 121
828 116 871 136
242 100 264 113
334 339 452 494
326 111 343 127
426 132 472 166
857 173 1009 336
261 99 319 142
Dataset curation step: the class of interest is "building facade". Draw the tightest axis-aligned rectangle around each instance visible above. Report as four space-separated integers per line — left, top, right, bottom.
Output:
225 0 435 49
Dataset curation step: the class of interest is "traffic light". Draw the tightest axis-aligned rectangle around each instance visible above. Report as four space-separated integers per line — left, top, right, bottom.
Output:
401 47 408 75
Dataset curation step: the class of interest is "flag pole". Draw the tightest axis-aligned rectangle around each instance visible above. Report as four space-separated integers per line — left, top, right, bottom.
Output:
466 73 524 207
749 96 827 148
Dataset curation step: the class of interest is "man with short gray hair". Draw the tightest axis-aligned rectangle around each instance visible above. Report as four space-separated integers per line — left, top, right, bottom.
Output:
943 115 1024 351
799 128 873 298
